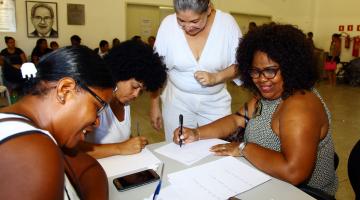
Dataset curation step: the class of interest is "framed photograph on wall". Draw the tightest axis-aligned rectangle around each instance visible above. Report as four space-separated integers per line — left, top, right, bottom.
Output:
26 1 58 38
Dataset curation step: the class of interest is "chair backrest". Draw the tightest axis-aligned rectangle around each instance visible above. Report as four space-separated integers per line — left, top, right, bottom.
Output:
348 139 360 199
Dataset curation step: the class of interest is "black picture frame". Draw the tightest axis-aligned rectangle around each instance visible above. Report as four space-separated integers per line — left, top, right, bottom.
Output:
26 1 58 38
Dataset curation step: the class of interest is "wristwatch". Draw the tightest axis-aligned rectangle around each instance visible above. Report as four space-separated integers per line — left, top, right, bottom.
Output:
239 141 247 157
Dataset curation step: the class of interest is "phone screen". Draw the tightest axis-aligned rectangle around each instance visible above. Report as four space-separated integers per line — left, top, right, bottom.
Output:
113 169 160 192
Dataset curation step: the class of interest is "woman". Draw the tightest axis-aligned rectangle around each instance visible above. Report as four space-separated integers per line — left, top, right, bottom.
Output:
0 36 27 96
31 38 53 65
0 46 114 199
81 40 167 158
327 33 341 85
151 0 242 141
174 24 337 197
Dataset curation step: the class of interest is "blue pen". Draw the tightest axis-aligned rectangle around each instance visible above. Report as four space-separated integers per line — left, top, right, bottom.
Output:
179 114 183 147
152 163 165 200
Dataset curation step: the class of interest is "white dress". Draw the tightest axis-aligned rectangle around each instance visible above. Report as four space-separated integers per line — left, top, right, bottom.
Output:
0 113 80 200
154 10 242 141
86 104 131 144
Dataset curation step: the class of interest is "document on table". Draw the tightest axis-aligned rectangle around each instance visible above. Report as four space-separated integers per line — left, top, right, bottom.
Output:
97 147 161 178
165 156 271 200
154 139 228 165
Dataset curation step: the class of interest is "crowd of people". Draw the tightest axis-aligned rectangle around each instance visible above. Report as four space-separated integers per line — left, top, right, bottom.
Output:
0 0 339 199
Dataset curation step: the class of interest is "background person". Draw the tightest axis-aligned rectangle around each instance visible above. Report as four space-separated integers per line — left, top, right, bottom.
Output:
150 0 242 141
70 35 82 46
0 46 115 199
327 33 341 85
94 40 109 59
174 23 337 197
31 38 52 65
50 41 59 50
29 3 58 38
81 40 167 158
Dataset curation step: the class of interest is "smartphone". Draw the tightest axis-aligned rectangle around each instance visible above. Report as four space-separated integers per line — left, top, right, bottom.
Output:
113 169 160 192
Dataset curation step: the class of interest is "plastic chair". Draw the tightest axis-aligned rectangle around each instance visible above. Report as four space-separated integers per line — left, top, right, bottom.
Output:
348 139 360 200
0 85 11 106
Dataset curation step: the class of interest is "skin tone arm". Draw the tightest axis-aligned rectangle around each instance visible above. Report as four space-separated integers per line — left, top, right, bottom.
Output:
194 64 238 86
149 89 163 131
211 92 328 185
63 149 109 200
0 133 64 200
79 136 148 159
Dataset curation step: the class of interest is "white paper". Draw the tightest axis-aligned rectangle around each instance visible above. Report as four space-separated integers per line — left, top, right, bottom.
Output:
167 157 271 200
154 139 228 165
144 185 188 200
97 147 161 178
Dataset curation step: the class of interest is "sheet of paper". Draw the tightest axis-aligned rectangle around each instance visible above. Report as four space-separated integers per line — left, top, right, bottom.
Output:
167 156 271 200
97 147 161 178
144 185 188 200
154 139 228 165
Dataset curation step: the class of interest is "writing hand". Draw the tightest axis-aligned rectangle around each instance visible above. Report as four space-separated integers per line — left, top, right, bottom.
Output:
119 136 148 155
173 127 199 144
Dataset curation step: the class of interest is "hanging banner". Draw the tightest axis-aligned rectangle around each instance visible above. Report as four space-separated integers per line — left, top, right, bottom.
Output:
0 0 17 32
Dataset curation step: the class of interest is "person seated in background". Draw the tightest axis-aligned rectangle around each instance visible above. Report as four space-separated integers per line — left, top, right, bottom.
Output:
31 38 52 65
248 21 257 32
174 23 338 197
0 36 27 97
80 40 167 158
0 46 115 199
131 35 142 43
147 36 156 48
50 41 59 50
112 38 120 49
70 34 82 46
94 40 109 59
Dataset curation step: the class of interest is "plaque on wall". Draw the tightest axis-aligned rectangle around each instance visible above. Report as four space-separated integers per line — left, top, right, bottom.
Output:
67 3 85 25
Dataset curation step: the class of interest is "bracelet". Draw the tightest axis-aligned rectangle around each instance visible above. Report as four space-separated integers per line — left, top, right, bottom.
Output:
191 128 201 141
239 142 247 157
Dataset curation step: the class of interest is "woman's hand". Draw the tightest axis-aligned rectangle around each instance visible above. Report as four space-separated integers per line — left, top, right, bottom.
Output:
119 136 148 155
194 71 218 86
210 142 241 156
173 127 200 144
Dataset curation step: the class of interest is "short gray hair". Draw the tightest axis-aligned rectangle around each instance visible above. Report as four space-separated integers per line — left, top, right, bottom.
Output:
173 0 210 13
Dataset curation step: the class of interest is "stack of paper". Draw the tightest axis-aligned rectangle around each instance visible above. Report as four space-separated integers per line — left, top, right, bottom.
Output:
145 157 271 200
154 139 228 165
97 147 161 178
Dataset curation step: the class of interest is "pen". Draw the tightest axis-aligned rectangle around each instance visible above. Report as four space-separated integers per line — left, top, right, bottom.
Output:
179 114 183 147
152 163 165 200
136 120 140 137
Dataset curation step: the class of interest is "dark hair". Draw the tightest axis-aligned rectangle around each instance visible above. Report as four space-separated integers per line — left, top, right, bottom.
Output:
112 38 120 48
131 35 142 42
4 36 14 44
99 40 109 48
31 3 54 18
236 23 318 99
24 45 114 95
35 38 47 48
70 35 81 43
104 40 167 92
173 0 210 13
50 41 58 48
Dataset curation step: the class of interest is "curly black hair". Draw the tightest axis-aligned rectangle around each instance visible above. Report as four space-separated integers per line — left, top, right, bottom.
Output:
236 23 318 99
104 40 167 92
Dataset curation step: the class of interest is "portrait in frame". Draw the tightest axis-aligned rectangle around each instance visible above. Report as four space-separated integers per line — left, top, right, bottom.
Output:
26 1 58 38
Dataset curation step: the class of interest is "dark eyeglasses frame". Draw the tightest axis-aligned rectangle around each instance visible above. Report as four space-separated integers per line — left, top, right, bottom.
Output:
249 67 280 79
78 82 108 115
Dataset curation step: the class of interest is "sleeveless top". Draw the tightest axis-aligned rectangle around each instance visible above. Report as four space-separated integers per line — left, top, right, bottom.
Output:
244 89 338 196
0 113 80 200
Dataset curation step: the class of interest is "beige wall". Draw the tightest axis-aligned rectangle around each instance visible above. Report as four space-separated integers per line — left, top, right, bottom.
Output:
1 0 359 61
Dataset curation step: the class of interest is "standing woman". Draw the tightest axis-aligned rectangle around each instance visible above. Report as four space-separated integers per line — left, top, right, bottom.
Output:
0 46 114 199
327 33 341 85
151 0 242 141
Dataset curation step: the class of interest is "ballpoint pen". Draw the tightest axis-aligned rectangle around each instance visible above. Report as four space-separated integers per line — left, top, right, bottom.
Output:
179 114 183 147
136 120 140 137
152 163 165 200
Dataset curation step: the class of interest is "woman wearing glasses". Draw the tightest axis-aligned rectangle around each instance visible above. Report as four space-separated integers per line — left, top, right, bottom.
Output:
0 46 114 199
174 24 337 197
80 40 167 158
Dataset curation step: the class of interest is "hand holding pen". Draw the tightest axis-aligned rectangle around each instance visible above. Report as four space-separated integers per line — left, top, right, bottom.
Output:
179 114 183 147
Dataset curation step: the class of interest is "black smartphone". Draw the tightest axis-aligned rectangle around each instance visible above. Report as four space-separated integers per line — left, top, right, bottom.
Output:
113 169 160 192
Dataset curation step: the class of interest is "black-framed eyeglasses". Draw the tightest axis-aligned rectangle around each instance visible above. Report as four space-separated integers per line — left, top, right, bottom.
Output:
78 82 108 115
249 67 280 79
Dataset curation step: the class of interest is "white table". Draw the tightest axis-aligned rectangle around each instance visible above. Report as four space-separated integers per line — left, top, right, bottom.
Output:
108 142 315 200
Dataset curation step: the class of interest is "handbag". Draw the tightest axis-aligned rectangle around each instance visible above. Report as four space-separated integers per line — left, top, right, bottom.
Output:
324 61 337 71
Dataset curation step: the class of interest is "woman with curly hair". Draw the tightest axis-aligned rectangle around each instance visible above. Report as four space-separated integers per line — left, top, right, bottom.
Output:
173 23 337 197
80 40 167 158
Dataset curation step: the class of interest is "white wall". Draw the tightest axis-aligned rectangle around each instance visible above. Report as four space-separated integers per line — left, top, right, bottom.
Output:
1 0 359 61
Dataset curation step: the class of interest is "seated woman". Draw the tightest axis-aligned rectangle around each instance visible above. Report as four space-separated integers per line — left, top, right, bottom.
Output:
173 24 338 197
31 38 52 65
0 46 115 199
80 40 167 158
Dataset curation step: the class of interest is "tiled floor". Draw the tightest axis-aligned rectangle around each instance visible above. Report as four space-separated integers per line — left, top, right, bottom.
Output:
129 81 360 199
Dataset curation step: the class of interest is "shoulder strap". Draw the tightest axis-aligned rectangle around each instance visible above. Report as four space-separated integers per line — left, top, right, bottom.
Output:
235 102 249 125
